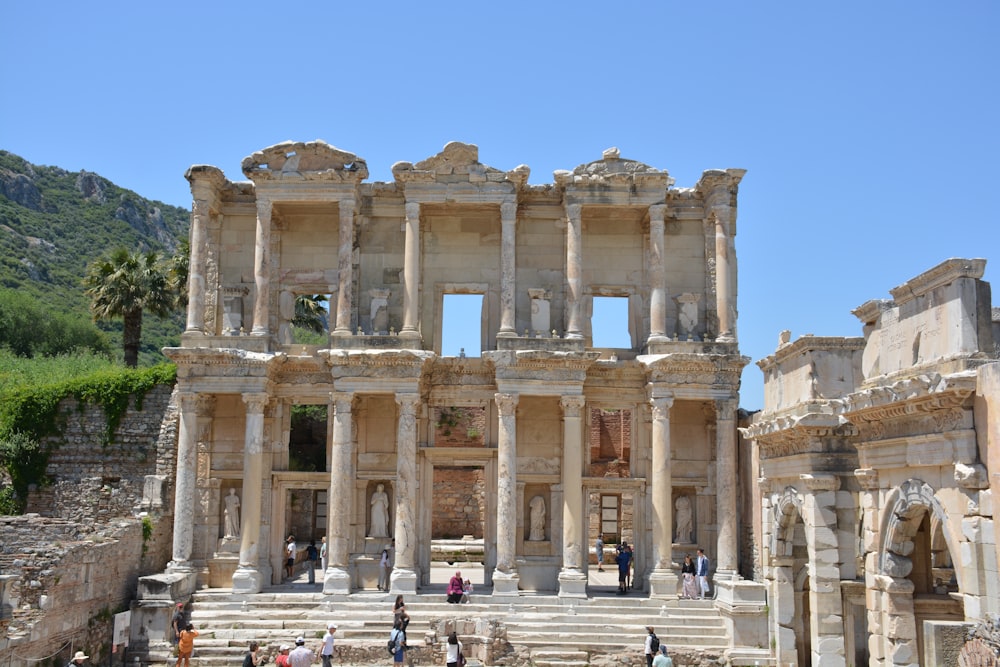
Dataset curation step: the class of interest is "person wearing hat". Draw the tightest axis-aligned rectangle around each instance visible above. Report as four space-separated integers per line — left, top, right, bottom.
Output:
320 622 337 667
652 644 673 667
288 636 314 667
274 644 291 667
67 650 89 666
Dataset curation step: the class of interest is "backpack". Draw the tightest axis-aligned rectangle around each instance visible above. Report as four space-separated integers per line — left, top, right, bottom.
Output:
387 629 402 655
649 632 660 654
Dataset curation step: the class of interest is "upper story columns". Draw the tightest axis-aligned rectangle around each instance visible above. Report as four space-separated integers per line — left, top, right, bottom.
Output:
647 204 668 344
564 204 584 339
498 201 519 337
333 198 357 337
400 201 422 339
183 166 225 336
251 197 273 336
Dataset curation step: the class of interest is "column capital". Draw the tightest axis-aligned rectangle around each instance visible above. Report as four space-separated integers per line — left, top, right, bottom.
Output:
495 392 519 415
178 391 200 412
195 394 216 416
649 396 674 419
255 196 273 217
395 392 421 412
500 200 518 222
339 197 356 212
559 395 586 417
242 392 269 414
404 201 421 220
715 397 737 421
565 203 582 223
648 204 667 224
330 391 355 413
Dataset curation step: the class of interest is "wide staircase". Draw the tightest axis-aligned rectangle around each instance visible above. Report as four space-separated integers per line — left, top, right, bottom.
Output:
149 590 738 666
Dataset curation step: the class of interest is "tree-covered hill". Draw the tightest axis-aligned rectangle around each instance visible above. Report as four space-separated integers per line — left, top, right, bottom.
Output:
0 150 190 365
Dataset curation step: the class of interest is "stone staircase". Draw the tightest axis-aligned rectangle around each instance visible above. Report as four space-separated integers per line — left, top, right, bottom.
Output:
147 590 734 666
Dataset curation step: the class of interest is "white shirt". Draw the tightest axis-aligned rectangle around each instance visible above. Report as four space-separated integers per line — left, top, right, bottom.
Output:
287 646 313 667
321 630 336 656
446 641 463 664
287 541 296 559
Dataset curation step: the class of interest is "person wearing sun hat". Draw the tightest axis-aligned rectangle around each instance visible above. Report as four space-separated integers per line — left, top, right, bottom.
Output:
320 621 337 667
274 644 291 667
67 650 89 666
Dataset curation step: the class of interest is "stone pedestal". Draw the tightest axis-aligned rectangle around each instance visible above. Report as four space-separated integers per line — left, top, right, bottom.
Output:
492 571 520 597
557 570 587 598
714 578 768 651
389 568 418 596
648 569 680 598
323 567 351 596
231 566 263 594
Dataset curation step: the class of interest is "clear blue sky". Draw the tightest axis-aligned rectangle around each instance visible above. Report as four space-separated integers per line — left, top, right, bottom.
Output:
3 2 997 410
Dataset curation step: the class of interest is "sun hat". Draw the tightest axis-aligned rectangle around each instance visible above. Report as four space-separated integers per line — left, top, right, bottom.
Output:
73 652 89 661
295 636 305 645
280 644 290 651
328 621 337 629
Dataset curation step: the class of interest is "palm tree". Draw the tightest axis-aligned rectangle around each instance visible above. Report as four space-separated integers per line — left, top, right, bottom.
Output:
293 294 329 333
83 247 174 367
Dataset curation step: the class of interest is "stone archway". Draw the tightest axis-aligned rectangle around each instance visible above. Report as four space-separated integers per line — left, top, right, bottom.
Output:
874 479 963 667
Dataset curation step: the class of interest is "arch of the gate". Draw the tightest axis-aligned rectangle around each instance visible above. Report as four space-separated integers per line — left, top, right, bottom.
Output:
872 478 962 667
768 483 847 667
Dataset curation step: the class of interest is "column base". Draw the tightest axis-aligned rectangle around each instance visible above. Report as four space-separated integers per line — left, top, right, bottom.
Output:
398 329 421 342
496 329 517 338
557 569 588 598
648 568 680 598
389 568 417 596
166 560 196 574
322 567 352 595
491 571 520 597
231 567 263 594
716 334 736 343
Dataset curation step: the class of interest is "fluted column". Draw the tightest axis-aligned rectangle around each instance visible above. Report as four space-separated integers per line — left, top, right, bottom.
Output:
251 197 272 336
558 395 587 597
494 392 520 596
333 198 356 336
647 204 668 343
498 201 518 337
648 393 678 596
390 393 420 594
185 200 209 334
324 392 354 594
713 207 734 342
232 393 268 593
401 202 421 339
715 398 738 575
169 392 200 570
565 204 584 339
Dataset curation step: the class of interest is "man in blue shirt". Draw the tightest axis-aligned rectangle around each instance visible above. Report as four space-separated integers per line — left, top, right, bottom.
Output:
615 542 632 595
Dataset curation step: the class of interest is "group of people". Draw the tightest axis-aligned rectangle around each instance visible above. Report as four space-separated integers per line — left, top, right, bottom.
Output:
446 570 474 603
265 625 338 667
644 627 674 667
614 542 634 594
680 548 711 600
284 535 328 584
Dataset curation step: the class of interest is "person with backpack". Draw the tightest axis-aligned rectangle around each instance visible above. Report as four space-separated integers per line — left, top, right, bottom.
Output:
389 620 407 667
643 626 659 667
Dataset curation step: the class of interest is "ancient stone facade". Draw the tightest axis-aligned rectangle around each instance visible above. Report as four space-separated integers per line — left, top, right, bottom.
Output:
744 258 999 666
160 140 757 616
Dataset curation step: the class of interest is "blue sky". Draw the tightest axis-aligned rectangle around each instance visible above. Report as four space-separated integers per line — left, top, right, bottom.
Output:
2 2 997 410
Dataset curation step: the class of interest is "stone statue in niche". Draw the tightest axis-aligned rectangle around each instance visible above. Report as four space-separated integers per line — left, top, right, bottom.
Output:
223 488 241 538
674 494 693 544
369 288 390 334
370 483 390 538
676 293 701 340
528 495 546 541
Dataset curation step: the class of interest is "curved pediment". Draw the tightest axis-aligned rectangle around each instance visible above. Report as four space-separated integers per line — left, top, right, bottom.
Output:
570 147 666 178
392 141 529 188
242 140 368 182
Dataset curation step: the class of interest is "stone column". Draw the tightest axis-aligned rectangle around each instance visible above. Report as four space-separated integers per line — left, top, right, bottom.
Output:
333 198 356 337
251 197 272 336
401 202 421 340
185 200 209 334
647 204 668 344
494 392 520 595
558 395 587 598
232 393 268 593
390 393 420 594
648 393 678 596
168 392 199 570
498 201 518 337
715 398 738 575
324 392 354 595
713 207 734 342
564 204 584 339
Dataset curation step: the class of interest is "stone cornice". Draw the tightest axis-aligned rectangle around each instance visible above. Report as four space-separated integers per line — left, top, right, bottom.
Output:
164 347 279 378
637 352 749 389
391 141 529 192
756 335 865 373
242 140 368 183
887 257 985 305
837 371 978 424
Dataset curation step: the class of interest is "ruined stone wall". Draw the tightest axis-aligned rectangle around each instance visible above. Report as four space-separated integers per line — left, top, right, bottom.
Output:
26 384 177 519
433 406 488 447
431 467 486 539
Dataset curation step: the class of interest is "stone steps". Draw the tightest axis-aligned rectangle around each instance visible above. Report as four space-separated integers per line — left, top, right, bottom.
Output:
145 591 729 666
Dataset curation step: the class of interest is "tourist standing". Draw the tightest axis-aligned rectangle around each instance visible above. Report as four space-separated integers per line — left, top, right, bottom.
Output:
285 535 297 581
288 637 314 667
652 645 673 667
595 536 604 572
242 641 260 667
306 540 319 584
445 631 463 667
174 623 198 667
379 547 392 591
390 621 407 667
643 626 659 667
320 622 337 667
615 544 632 595
67 651 89 666
170 602 185 644
320 536 328 572
696 548 710 599
394 595 410 632
681 554 697 599
274 644 291 667
446 570 464 603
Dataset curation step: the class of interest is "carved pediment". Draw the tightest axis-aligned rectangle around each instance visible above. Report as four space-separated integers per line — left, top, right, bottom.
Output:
242 140 368 182
392 141 529 188
555 147 674 189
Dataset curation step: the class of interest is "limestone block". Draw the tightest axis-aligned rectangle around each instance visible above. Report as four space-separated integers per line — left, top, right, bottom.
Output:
962 516 982 541
817 613 843 636
868 633 884 661
955 462 989 489
882 552 913 578
886 612 916 640
810 526 839 550
888 638 914 665
960 541 975 568
813 564 841 584
980 488 993 517
774 598 795 626
863 528 880 553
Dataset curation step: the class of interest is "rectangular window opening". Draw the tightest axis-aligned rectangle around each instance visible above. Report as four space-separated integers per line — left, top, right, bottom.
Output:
291 293 331 344
591 296 630 348
442 293 483 357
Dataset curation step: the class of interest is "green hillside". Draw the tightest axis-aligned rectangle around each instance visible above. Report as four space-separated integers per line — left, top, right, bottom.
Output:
0 150 190 365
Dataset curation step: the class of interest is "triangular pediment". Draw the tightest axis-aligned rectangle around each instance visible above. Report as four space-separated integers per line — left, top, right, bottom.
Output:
242 140 368 181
